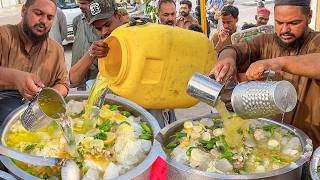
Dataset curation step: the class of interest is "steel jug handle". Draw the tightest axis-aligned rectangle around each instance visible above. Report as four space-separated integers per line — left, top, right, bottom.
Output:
263 69 276 82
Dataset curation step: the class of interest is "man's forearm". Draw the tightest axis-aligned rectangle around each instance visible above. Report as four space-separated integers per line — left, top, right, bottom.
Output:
278 53 320 80
218 48 237 64
69 53 95 84
0 67 17 88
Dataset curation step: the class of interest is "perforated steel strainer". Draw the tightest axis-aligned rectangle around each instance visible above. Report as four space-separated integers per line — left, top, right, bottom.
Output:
20 88 66 131
231 80 297 119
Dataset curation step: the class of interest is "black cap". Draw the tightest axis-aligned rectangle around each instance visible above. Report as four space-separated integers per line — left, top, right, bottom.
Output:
275 0 310 6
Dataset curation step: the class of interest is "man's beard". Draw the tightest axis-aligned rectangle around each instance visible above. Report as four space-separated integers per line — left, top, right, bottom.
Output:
274 32 306 51
180 11 189 17
23 17 49 44
162 20 175 26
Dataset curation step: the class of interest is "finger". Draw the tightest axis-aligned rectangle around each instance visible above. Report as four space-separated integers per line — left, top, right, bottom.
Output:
213 63 224 81
96 40 108 48
217 65 230 82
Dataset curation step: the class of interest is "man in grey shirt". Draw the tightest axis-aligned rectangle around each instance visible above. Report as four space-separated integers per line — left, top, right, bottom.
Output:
49 7 67 45
70 0 101 90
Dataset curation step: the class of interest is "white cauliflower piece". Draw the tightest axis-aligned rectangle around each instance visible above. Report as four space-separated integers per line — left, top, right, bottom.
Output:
215 159 233 173
137 139 152 153
66 100 84 115
103 162 121 180
82 168 100 180
171 146 189 164
114 137 144 166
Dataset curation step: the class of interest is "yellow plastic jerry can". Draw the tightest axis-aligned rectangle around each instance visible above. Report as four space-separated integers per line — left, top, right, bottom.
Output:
98 23 217 109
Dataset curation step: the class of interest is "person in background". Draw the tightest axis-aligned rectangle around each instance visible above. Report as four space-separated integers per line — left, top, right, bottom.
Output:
206 0 224 28
0 0 69 123
176 0 198 29
69 0 102 90
188 23 203 32
255 7 270 26
210 0 320 147
49 7 67 45
241 22 256 30
210 5 239 52
156 0 176 26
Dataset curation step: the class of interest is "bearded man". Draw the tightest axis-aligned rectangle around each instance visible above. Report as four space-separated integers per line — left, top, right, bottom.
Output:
0 0 69 123
176 0 198 29
211 0 320 147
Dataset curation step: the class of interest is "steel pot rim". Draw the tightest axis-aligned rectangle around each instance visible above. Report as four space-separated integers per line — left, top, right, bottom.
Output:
0 92 161 180
156 115 313 179
310 146 320 180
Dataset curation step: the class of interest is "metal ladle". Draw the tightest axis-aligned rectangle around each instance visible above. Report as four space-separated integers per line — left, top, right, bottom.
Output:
0 145 79 179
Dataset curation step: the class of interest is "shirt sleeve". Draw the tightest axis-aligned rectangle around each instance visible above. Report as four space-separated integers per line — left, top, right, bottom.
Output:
305 33 320 53
224 34 267 73
59 9 68 41
53 45 70 91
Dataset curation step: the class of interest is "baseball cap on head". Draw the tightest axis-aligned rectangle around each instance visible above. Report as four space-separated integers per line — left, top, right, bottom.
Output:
86 0 117 24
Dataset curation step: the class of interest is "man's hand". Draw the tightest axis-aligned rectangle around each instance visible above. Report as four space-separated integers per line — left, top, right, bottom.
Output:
14 71 44 100
210 49 237 83
87 40 109 60
218 29 230 45
245 59 283 80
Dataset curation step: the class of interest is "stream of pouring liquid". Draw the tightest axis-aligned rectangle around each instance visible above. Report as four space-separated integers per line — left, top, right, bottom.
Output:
215 98 250 148
83 74 109 132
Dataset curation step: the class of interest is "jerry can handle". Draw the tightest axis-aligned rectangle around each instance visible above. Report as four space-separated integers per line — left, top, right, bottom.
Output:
128 17 152 26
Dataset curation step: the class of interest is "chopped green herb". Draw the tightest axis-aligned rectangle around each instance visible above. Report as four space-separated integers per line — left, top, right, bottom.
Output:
120 111 131 117
213 120 224 129
75 155 84 168
120 121 131 126
186 147 194 156
99 121 110 132
94 132 107 140
24 144 37 151
43 172 49 180
166 141 179 150
11 159 16 164
175 132 187 138
139 134 153 140
248 126 255 134
109 105 121 111
222 150 234 159
141 123 152 134
262 124 280 135
104 144 111 149
271 156 281 163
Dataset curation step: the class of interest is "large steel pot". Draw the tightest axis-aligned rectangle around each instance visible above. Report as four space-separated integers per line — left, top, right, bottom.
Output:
155 115 313 180
0 92 161 180
310 146 320 180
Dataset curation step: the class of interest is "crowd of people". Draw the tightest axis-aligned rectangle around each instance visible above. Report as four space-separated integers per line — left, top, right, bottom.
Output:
0 0 319 160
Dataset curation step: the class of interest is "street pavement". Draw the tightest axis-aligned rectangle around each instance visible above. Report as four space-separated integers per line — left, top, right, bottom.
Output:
0 0 275 120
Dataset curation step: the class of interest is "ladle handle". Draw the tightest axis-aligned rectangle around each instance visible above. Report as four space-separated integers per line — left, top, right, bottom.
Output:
0 169 16 180
0 145 63 167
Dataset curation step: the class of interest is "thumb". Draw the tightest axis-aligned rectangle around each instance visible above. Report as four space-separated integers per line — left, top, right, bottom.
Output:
32 75 45 89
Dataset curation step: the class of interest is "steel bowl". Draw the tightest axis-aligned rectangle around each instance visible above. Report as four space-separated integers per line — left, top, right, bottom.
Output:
0 92 161 180
156 114 313 180
310 146 320 180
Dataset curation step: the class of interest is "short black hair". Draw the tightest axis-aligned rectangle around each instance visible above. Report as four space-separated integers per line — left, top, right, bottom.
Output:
25 0 56 7
188 24 203 33
221 5 239 18
180 0 192 9
241 22 256 30
157 0 176 11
